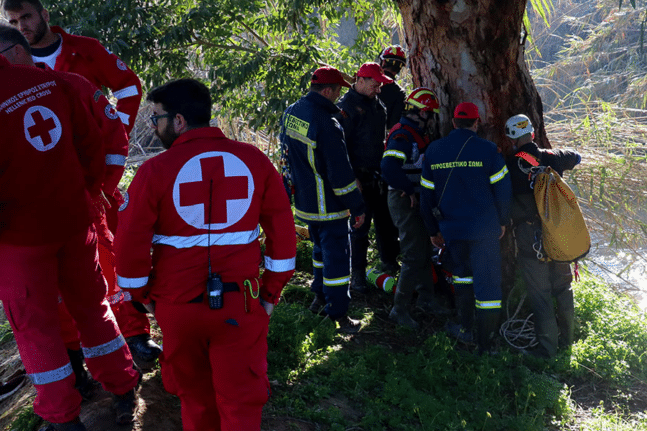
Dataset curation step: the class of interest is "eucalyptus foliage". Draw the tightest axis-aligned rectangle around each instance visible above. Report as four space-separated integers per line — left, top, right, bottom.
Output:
48 0 398 132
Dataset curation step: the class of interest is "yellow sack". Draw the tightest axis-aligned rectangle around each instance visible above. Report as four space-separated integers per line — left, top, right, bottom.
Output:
533 166 590 262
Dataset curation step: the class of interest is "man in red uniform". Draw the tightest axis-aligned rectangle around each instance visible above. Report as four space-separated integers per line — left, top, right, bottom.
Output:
115 79 296 431
3 0 161 363
0 57 140 431
0 23 137 400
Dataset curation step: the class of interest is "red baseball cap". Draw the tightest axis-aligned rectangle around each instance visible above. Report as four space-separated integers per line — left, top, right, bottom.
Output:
311 67 351 88
453 102 480 119
356 62 393 84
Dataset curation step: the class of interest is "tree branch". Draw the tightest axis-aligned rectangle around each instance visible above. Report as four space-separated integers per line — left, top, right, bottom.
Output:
192 33 259 53
237 20 270 47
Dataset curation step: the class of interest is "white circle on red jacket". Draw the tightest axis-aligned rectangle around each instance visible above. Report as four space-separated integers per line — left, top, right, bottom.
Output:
23 106 63 151
173 151 254 230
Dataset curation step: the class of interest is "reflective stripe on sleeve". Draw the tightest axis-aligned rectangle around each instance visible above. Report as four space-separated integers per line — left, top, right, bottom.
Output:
383 149 406 161
152 226 260 248
490 165 509 184
476 300 502 309
29 363 73 385
106 154 127 166
112 85 140 100
420 177 435 190
333 181 358 196
452 276 473 285
312 259 323 268
323 275 350 287
117 111 130 126
117 275 149 289
264 256 296 272
82 334 126 358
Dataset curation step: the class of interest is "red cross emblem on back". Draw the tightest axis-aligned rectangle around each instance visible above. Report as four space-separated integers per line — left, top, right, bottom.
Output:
179 155 251 225
23 106 63 152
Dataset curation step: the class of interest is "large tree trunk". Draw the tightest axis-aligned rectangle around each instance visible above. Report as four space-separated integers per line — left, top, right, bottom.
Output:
397 0 550 152
397 0 549 302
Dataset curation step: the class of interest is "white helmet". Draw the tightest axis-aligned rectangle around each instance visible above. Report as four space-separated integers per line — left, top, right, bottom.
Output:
505 114 534 138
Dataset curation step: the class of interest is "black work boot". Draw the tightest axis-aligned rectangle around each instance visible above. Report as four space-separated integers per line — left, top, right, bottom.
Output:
113 388 139 425
126 334 162 363
39 417 87 431
350 271 369 293
67 349 100 401
308 296 327 316
476 308 501 355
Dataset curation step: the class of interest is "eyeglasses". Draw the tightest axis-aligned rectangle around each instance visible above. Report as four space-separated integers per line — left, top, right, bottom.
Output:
0 44 16 55
149 113 173 126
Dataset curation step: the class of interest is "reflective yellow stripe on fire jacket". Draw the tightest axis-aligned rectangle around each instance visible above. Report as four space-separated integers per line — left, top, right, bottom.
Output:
312 258 323 268
476 300 502 309
82 334 127 359
383 149 406 161
452 276 473 285
323 275 350 287
29 363 74 385
333 180 358 196
489 165 509 184
420 177 435 190
295 208 350 222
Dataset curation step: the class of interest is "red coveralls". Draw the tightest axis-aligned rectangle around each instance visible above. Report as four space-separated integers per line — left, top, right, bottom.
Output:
41 26 150 338
115 127 296 431
0 59 139 423
40 66 130 349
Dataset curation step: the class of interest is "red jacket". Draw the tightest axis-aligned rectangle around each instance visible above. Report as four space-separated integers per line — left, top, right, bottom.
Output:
49 26 142 136
115 127 296 305
38 64 128 199
0 58 104 245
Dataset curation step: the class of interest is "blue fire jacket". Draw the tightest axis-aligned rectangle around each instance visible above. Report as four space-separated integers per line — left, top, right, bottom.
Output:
280 91 365 223
420 128 512 240
381 116 428 196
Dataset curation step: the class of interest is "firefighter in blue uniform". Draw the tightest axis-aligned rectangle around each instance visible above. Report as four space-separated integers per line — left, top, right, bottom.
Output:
420 103 512 353
381 87 450 329
280 67 366 331
504 114 581 358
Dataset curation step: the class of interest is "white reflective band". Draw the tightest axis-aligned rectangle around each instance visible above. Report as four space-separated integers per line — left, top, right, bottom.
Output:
105 154 127 166
312 259 324 268
82 334 126 359
29 363 73 385
452 276 473 284
323 276 350 287
264 256 296 272
476 300 502 309
117 111 130 126
421 177 435 190
490 165 509 184
112 85 139 100
152 226 260 248
117 275 149 288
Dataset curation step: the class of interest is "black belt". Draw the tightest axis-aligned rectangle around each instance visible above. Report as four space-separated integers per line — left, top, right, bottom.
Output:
188 282 240 304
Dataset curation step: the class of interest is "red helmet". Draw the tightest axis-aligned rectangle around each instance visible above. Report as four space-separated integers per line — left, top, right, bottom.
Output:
405 87 440 113
380 45 407 64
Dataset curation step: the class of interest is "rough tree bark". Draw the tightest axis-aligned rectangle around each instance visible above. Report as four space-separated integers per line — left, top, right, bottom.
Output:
397 0 550 153
397 0 550 302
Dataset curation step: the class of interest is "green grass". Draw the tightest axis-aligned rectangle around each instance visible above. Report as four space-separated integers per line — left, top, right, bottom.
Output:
265 272 647 430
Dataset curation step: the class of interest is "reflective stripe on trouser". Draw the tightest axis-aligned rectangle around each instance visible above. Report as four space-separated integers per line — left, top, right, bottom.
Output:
387 190 434 307
0 227 139 423
308 219 351 319
155 292 270 431
515 222 574 357
445 238 503 308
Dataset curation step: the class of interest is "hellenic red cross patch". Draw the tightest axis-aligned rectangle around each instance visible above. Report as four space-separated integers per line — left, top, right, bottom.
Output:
23 106 62 151
173 152 254 230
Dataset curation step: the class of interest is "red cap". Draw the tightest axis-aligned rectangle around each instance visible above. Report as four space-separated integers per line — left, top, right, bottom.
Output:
453 102 480 119
311 67 351 88
356 62 393 84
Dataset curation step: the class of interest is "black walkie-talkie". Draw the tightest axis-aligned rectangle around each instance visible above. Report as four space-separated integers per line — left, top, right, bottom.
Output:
206 179 223 309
